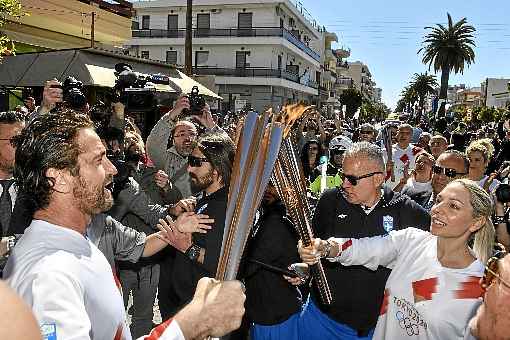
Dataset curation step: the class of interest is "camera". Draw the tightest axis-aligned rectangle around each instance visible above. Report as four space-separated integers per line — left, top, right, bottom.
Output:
496 184 510 204
113 63 170 112
50 76 88 110
183 86 206 115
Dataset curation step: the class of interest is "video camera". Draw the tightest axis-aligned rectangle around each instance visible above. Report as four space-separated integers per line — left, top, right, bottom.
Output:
113 63 170 112
182 86 206 116
50 76 88 111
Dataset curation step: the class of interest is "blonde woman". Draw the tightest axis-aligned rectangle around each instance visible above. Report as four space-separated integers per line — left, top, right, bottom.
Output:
466 139 500 192
299 179 495 340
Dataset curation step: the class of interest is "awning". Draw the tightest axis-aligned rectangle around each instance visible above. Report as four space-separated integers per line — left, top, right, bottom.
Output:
0 48 221 98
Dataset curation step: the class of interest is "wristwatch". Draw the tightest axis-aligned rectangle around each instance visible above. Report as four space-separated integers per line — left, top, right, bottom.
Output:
185 243 202 262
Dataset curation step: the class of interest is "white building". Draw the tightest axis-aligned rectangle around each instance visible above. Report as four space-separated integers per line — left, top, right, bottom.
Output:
481 78 510 108
127 0 324 112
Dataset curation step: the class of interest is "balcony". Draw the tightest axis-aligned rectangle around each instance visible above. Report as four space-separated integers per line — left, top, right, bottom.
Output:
132 27 321 62
192 67 318 89
336 78 353 87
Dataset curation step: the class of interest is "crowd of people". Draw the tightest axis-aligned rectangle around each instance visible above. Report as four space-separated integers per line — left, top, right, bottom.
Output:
0 78 509 340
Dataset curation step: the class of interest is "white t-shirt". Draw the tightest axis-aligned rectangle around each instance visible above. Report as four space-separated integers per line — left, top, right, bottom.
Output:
4 220 184 340
385 144 423 189
402 177 432 195
330 228 483 340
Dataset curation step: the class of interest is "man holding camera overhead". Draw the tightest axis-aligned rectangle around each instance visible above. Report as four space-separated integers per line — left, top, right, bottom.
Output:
146 94 226 200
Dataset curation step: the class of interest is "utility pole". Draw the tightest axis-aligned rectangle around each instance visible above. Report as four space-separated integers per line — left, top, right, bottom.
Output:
185 0 193 75
90 12 95 48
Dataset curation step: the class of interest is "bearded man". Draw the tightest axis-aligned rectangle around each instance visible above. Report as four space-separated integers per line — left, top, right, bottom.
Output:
158 132 236 317
3 111 245 340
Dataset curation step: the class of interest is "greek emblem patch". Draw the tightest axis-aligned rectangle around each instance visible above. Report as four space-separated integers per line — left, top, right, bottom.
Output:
41 323 57 340
383 215 394 233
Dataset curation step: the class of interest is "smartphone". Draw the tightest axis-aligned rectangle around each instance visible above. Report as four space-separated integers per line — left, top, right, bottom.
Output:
248 259 299 278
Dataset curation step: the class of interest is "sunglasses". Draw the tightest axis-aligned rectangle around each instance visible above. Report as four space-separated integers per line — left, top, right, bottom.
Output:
481 244 510 292
331 149 346 155
360 130 373 134
341 171 383 186
432 165 467 178
188 155 209 167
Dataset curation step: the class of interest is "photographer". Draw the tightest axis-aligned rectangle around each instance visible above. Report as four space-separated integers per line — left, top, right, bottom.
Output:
29 77 88 122
146 93 229 199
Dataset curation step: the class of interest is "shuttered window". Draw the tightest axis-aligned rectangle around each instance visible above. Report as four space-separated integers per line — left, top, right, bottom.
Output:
142 15 150 29
196 13 210 29
166 51 177 64
238 12 253 29
167 15 178 30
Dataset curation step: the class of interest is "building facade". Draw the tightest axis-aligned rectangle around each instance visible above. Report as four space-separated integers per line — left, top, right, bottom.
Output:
481 78 510 108
3 0 132 52
127 0 324 112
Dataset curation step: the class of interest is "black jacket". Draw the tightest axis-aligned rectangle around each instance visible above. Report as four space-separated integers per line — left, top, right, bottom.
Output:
404 188 433 211
169 186 228 308
241 202 302 325
311 186 430 332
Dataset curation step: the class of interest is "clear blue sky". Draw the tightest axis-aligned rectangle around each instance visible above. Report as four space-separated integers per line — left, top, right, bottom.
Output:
299 0 510 109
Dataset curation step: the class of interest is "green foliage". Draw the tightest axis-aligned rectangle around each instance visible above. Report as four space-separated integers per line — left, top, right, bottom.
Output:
0 0 25 58
360 100 389 122
338 88 362 117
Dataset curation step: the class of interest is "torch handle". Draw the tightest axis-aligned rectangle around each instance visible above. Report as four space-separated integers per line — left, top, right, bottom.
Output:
310 261 333 305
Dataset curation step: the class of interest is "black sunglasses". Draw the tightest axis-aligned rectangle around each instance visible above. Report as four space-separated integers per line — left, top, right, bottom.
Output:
341 171 383 186
432 165 467 178
188 155 209 167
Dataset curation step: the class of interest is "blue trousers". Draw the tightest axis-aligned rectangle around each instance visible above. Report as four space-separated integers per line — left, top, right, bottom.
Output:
250 312 300 340
298 297 374 340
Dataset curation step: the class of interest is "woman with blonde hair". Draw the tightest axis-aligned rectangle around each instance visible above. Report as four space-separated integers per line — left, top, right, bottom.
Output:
299 179 495 339
466 138 500 192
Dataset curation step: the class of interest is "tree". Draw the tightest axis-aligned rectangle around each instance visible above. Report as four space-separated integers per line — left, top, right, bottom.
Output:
409 72 438 110
0 0 24 59
338 88 362 118
418 13 476 115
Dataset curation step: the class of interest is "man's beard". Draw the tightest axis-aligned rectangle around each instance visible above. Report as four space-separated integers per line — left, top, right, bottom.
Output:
73 175 114 215
175 144 194 157
0 158 13 176
190 168 214 192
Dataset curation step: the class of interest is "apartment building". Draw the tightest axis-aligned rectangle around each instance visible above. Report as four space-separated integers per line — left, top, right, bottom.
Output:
127 0 324 112
481 78 510 108
320 31 338 115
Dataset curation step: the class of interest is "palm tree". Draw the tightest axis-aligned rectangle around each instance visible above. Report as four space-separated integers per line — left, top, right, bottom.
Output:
399 86 418 112
418 13 476 115
409 72 438 110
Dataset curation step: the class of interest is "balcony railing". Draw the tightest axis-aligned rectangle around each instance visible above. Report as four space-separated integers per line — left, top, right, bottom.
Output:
132 27 321 62
192 67 318 89
336 78 353 87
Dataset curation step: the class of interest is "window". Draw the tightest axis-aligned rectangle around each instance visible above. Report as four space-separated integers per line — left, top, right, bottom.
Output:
196 13 210 29
288 17 295 27
196 13 210 37
236 51 250 68
141 51 149 59
142 15 150 30
277 55 282 70
166 51 177 64
131 20 139 30
238 12 253 29
167 14 178 30
195 51 209 66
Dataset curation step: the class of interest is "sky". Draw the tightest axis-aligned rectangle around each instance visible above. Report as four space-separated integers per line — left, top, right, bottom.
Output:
298 0 510 109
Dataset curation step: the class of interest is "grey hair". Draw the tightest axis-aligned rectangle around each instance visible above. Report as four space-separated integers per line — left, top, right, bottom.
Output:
450 179 495 265
344 142 386 172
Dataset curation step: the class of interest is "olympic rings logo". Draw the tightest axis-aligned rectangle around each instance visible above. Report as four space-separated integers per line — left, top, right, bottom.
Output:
396 311 420 336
